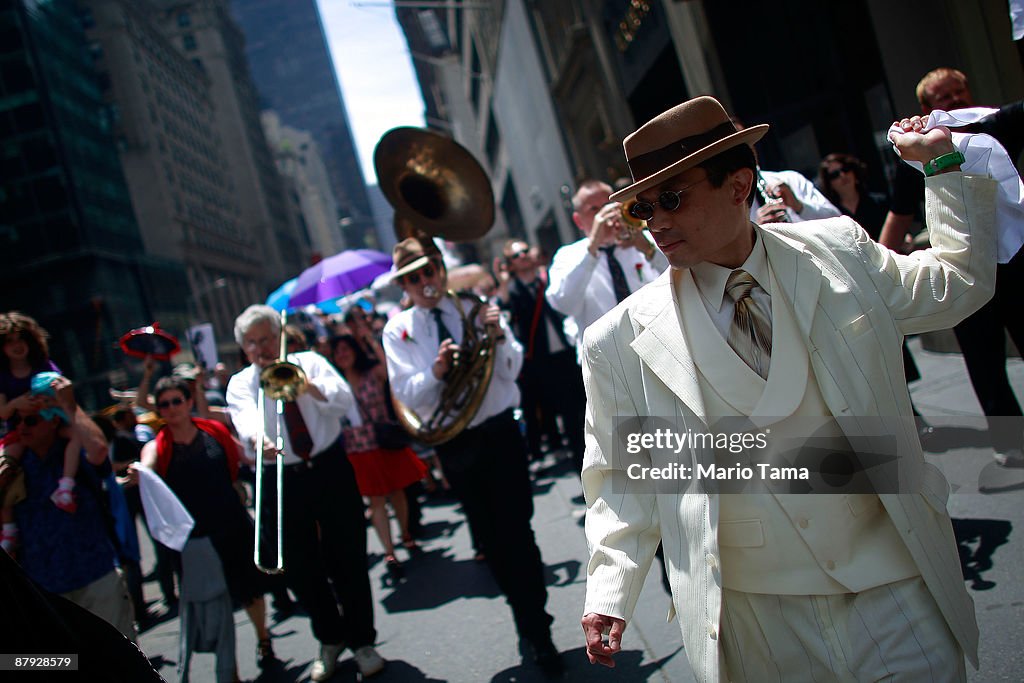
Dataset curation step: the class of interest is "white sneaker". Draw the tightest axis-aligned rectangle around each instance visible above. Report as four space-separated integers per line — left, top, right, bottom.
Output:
353 645 385 677
994 448 1024 468
310 642 345 681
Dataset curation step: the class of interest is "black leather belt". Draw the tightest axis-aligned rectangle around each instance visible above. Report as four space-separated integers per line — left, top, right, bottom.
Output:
279 436 345 473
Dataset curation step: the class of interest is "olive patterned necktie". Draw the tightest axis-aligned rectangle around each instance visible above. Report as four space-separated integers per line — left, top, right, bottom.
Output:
725 269 772 379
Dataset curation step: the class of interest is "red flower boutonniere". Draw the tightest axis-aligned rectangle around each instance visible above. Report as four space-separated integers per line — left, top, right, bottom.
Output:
634 262 645 279
401 329 415 343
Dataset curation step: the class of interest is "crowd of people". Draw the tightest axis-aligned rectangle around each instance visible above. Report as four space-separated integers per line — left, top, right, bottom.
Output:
0 65 1021 683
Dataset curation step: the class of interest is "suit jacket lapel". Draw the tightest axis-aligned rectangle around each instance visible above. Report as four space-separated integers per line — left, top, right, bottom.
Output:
759 226 821 341
750 263 810 421
630 272 707 423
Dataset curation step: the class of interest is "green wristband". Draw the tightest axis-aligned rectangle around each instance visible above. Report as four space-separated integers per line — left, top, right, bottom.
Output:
923 150 965 176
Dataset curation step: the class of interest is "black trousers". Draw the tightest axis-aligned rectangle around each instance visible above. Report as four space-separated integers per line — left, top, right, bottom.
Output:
436 409 553 642
953 251 1024 452
520 349 586 469
260 439 375 647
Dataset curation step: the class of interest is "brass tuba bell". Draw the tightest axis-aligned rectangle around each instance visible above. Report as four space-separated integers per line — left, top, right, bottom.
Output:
374 128 498 445
374 127 495 241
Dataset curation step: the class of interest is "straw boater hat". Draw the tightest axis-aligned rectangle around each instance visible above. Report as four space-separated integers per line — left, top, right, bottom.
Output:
609 96 769 203
391 235 442 280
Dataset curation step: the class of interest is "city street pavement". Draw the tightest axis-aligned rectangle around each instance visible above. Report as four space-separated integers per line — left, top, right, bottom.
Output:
136 337 1023 682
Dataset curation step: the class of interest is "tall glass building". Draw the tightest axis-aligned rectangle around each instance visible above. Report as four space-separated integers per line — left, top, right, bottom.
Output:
230 0 376 249
0 0 187 407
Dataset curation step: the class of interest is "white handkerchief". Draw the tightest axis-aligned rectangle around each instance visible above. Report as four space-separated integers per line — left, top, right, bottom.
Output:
1011 0 1024 40
137 463 194 551
887 107 1024 263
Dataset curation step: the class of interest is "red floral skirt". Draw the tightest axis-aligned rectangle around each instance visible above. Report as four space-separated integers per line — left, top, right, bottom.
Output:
347 446 428 497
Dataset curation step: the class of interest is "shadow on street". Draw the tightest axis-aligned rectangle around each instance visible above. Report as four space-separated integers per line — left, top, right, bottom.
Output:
490 645 683 682
921 426 990 453
381 551 502 612
953 517 1013 591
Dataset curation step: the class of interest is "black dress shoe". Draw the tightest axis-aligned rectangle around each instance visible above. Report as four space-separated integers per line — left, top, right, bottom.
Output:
256 638 277 668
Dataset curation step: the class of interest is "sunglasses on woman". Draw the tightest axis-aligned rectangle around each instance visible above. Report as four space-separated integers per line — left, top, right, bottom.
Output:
629 177 709 221
156 397 186 409
10 414 43 428
825 165 855 181
404 264 437 286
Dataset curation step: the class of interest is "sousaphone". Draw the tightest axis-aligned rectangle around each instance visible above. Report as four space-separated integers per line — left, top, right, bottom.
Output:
374 128 497 445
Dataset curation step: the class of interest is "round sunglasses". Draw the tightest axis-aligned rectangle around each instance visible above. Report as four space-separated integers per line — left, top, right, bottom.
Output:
629 177 709 221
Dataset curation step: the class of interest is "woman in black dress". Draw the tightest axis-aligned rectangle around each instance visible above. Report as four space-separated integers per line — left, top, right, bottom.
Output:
139 377 275 675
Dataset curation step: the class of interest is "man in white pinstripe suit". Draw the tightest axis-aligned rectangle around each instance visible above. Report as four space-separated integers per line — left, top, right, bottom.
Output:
580 96 996 682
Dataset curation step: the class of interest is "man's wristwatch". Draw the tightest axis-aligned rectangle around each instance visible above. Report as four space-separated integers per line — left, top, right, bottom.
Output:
923 150 965 176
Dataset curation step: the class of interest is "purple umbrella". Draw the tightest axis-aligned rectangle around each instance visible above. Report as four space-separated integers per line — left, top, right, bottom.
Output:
288 249 393 307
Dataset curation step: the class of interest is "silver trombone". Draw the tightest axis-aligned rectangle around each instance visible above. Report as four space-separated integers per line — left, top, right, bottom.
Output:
253 311 308 574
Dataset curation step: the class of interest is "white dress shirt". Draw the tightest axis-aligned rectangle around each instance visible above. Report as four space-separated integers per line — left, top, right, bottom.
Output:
383 295 523 429
751 169 841 224
226 350 354 465
545 237 668 356
687 230 772 338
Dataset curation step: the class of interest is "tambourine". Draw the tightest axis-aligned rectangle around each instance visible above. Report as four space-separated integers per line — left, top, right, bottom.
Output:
118 322 180 361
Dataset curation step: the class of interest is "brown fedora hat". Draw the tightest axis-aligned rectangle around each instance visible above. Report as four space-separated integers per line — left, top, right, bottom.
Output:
391 236 442 280
609 96 769 202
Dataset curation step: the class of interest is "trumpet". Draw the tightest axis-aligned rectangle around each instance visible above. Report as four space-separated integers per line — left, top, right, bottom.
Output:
614 198 647 241
253 310 307 574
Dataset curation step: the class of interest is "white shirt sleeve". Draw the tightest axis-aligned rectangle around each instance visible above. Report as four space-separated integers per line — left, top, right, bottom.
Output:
546 240 600 319
383 312 444 418
226 367 260 447
298 352 353 418
492 313 524 382
785 170 841 221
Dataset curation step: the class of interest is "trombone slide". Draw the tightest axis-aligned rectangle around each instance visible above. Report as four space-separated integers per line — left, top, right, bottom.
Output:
253 387 285 574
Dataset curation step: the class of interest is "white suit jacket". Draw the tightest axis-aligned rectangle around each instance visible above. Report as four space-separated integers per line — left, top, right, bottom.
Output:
581 174 997 683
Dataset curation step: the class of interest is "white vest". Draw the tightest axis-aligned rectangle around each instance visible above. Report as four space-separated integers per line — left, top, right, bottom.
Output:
678 266 918 594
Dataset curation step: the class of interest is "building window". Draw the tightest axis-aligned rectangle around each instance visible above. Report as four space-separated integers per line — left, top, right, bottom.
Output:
417 10 448 51
183 34 197 51
484 110 500 167
177 11 191 27
501 176 525 238
470 41 481 113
